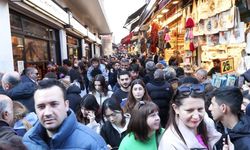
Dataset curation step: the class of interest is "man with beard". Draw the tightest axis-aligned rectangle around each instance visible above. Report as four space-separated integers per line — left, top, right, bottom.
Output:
112 71 131 106
23 79 107 150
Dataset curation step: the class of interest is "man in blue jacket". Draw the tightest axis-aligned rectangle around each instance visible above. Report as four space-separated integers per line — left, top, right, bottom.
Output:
209 86 250 150
23 79 107 150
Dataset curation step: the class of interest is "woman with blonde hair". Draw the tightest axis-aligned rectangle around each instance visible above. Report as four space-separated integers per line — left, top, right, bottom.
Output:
13 101 38 136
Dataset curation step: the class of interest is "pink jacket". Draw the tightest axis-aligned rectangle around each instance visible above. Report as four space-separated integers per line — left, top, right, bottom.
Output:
158 113 221 150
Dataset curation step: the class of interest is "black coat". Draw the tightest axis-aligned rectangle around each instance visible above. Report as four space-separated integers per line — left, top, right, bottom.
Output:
146 79 174 127
66 85 82 113
229 115 250 150
7 82 36 112
100 121 127 149
0 121 20 140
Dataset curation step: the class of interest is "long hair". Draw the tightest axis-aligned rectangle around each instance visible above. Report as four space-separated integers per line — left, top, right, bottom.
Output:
166 87 208 146
91 74 109 96
124 79 151 113
13 101 33 131
127 101 160 142
101 97 126 127
76 94 101 124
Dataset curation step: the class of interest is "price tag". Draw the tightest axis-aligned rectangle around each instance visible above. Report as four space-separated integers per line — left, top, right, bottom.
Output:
220 58 234 74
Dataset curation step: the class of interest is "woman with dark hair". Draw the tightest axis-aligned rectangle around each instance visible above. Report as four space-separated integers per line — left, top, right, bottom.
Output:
76 94 102 133
100 98 130 150
89 74 113 106
119 101 164 150
158 84 221 150
123 79 151 114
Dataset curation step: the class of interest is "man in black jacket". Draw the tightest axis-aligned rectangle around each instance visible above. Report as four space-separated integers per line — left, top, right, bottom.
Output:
209 86 250 150
146 69 173 127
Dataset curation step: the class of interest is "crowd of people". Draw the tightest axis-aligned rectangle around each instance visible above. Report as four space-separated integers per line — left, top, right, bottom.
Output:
1 52 250 150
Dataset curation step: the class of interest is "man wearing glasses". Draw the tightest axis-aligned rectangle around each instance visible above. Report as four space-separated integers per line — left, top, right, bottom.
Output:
21 67 39 86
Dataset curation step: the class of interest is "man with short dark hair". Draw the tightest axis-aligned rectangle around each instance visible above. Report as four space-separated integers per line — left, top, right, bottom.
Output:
112 71 131 105
209 86 250 149
23 79 107 150
208 59 221 76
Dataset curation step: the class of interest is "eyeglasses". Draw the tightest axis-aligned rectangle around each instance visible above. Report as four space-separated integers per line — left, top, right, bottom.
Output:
178 84 205 96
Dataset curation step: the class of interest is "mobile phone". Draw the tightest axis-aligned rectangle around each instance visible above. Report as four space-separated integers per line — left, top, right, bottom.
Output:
238 76 245 88
224 127 228 145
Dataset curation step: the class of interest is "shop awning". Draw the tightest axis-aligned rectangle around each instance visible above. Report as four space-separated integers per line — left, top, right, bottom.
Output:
123 4 147 28
138 0 158 26
130 19 140 32
121 32 133 45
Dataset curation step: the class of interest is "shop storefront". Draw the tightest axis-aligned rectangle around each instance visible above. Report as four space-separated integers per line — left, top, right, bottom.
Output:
10 10 60 77
66 34 82 61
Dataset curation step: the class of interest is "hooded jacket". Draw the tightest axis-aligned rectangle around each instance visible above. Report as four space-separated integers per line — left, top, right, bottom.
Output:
66 84 82 113
23 110 107 150
7 82 36 112
229 115 250 150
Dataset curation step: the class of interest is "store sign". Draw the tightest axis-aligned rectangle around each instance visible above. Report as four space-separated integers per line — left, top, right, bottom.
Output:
220 58 234 74
24 0 68 24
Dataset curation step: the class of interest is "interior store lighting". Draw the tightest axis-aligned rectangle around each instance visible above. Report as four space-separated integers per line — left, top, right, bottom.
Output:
157 14 163 19
162 9 169 13
172 0 179 4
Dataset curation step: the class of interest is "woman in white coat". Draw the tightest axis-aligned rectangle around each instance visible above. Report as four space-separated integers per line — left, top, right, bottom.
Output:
158 84 221 150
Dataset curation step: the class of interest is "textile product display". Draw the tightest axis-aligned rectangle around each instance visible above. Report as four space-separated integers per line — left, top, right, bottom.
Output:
185 18 195 28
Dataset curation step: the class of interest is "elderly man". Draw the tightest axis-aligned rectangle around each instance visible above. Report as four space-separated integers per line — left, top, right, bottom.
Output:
23 79 107 149
0 94 18 139
2 72 36 112
21 67 39 85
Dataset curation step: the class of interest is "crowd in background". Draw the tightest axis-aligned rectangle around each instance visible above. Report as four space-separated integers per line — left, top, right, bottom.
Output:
1 52 250 150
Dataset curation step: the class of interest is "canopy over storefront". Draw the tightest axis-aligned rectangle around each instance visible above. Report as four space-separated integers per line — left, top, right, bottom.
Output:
123 4 147 28
121 32 133 45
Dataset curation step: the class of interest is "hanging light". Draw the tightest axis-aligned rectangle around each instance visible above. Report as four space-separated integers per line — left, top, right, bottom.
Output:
162 8 169 13
157 14 163 19
172 0 179 4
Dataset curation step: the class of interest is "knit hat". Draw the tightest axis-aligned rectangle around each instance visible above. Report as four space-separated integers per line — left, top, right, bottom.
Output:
185 18 195 28
146 61 156 71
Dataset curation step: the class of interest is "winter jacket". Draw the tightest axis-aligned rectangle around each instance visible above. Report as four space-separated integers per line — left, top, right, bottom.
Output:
23 110 107 150
229 115 250 150
119 129 165 150
14 112 38 137
87 64 108 82
159 114 221 150
89 91 113 106
0 120 21 141
21 75 37 86
7 82 36 112
66 84 82 113
146 79 173 127
100 115 130 149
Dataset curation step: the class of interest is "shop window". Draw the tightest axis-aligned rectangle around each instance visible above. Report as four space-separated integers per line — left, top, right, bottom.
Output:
12 36 24 72
23 19 49 39
25 38 48 62
10 13 22 31
49 42 57 62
